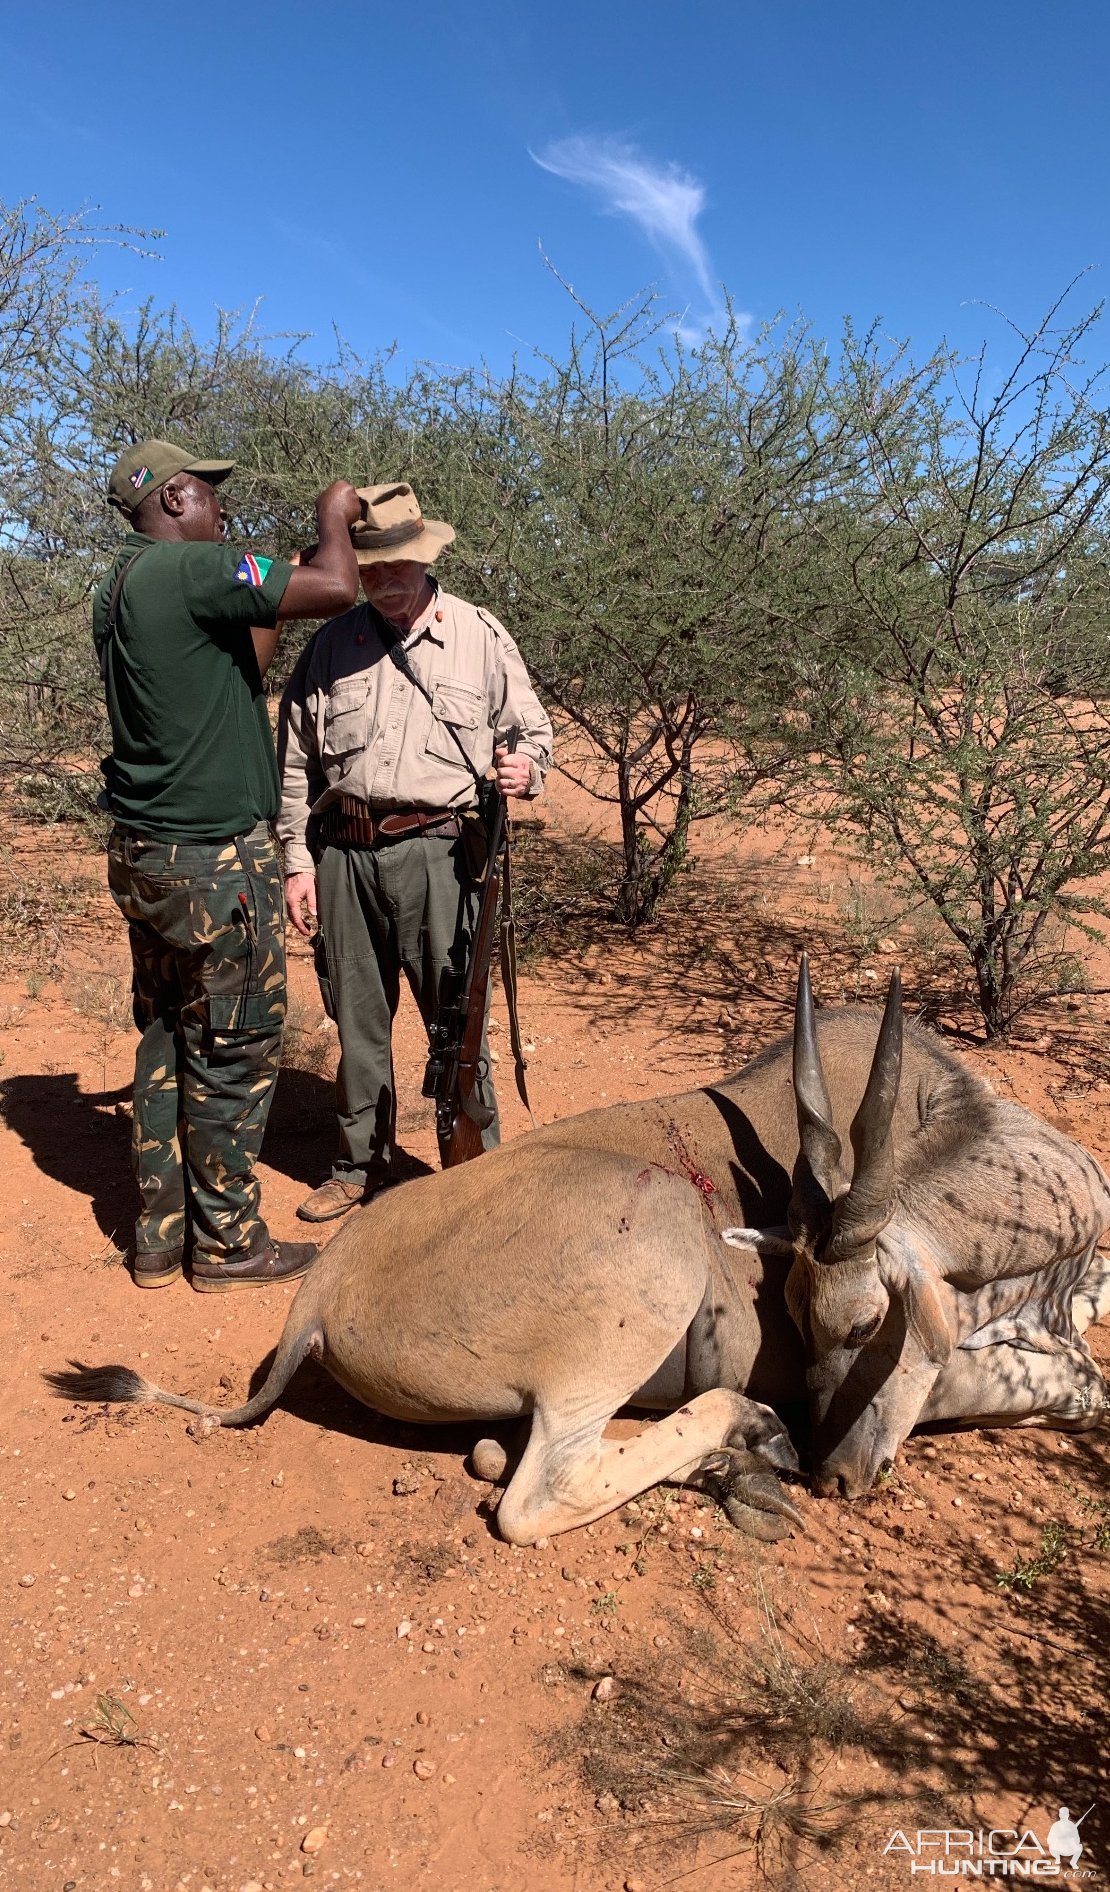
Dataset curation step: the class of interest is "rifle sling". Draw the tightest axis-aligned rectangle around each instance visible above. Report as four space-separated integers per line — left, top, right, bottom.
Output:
376 604 535 1126
375 607 487 794
98 547 150 683
498 841 535 1125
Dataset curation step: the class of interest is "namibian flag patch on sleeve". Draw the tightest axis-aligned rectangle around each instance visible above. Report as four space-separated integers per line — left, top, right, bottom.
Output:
235 553 273 587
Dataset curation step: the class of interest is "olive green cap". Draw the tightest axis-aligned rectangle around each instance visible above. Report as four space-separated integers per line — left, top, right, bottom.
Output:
107 438 236 514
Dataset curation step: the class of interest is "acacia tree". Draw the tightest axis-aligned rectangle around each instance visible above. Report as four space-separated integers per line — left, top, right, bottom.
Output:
784 292 1110 1036
452 283 851 925
0 200 155 816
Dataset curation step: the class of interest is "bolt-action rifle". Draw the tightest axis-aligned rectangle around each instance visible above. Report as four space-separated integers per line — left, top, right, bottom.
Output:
422 728 519 1166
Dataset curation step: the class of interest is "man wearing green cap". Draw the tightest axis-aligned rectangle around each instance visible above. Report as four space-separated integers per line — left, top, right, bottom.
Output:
95 438 361 1291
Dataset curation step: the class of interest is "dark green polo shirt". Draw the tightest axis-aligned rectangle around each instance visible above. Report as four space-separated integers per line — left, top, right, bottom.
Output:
93 533 293 840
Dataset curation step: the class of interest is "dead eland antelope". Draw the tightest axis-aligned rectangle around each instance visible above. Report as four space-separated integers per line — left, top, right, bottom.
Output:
47 959 1110 1543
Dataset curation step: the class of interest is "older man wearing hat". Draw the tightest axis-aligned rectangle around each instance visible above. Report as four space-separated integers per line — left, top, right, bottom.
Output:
277 481 553 1221
95 438 362 1288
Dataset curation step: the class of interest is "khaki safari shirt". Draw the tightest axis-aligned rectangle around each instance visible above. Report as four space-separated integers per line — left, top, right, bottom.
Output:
93 532 293 841
276 586 553 876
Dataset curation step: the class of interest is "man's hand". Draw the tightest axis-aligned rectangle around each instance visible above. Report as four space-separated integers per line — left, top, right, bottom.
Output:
495 745 533 798
316 479 362 530
277 480 361 621
285 871 319 940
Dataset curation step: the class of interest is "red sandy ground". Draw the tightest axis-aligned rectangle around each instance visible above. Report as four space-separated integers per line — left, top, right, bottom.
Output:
1 776 1107 1892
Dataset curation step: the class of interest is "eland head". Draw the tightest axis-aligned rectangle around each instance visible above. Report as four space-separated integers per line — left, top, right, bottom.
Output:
784 955 955 1497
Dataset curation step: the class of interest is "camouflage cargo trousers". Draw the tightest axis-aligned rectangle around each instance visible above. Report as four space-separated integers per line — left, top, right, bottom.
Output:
107 822 286 1263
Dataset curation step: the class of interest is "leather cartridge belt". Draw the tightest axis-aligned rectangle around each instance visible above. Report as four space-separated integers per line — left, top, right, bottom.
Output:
318 795 462 849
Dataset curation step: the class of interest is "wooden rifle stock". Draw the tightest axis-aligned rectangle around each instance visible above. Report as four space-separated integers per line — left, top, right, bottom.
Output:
433 729 518 1167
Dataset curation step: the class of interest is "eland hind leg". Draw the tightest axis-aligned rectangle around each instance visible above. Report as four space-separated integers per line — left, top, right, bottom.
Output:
494 1387 803 1546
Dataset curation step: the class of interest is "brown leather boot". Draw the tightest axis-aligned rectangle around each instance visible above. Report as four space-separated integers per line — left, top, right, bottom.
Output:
132 1247 185 1289
190 1240 319 1293
296 1177 376 1223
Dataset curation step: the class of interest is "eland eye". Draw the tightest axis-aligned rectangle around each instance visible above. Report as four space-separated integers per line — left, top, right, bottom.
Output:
845 1314 882 1348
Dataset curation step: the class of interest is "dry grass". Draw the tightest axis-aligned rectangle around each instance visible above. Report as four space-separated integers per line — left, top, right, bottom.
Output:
552 1559 896 1887
639 1760 854 1876
45 1692 162 1770
280 993 335 1079
70 970 132 1034
0 866 100 977
558 1528 1007 1892
68 968 134 1090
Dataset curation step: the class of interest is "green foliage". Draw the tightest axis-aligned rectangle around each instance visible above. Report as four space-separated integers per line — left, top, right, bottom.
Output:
450 274 838 922
996 1520 1071 1590
6 194 1110 1006
0 203 161 823
780 290 1110 1035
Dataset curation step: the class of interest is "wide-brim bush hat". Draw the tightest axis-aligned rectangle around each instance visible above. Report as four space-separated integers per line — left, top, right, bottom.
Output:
351 482 455 565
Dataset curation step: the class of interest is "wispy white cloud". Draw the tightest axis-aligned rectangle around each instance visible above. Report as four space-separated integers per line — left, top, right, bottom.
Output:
532 133 720 321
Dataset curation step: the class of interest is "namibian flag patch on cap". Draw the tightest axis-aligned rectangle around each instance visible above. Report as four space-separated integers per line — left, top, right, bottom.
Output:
235 553 273 587
129 466 153 490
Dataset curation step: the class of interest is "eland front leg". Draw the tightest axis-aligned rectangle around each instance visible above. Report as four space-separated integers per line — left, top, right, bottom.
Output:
921 1340 1109 1431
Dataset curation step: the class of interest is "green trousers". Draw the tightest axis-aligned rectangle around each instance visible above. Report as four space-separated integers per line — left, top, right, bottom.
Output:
315 832 499 1183
107 822 286 1262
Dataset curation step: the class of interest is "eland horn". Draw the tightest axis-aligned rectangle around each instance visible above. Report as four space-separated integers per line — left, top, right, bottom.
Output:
827 968 903 1262
788 953 843 1250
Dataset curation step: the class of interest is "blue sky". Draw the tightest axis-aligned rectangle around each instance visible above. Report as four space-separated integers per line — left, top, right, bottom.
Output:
4 0 1108 377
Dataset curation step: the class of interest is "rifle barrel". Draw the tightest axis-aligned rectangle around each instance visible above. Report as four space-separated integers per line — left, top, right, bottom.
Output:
437 725 519 1167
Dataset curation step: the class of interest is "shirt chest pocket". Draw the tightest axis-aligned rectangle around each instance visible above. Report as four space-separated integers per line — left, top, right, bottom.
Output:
425 677 488 770
321 680 370 760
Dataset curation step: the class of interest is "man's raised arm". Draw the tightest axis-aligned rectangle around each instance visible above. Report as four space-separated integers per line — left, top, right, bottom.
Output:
251 480 361 675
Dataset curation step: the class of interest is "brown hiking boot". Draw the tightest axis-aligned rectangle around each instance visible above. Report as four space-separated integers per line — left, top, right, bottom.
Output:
132 1246 184 1289
296 1177 377 1223
190 1240 319 1293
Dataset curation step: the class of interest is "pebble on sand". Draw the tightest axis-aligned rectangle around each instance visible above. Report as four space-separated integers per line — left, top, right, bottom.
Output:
300 1826 328 1855
413 1759 436 1780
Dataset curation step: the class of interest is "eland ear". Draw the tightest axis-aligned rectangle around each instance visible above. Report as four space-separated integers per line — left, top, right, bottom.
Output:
885 1243 955 1367
905 1272 954 1366
784 1254 812 1337
721 1226 793 1256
